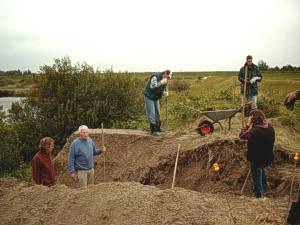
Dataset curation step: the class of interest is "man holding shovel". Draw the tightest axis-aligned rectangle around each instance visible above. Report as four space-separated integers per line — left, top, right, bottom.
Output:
239 109 275 198
144 70 172 135
68 125 106 188
238 55 262 112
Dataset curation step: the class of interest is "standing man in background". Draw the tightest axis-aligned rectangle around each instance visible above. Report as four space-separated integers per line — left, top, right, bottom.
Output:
238 55 262 111
144 70 172 135
68 125 106 188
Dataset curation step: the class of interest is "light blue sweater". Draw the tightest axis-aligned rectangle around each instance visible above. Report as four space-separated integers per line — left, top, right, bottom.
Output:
68 137 101 173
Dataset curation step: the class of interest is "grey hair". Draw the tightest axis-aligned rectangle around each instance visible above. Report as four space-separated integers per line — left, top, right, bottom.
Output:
78 125 89 133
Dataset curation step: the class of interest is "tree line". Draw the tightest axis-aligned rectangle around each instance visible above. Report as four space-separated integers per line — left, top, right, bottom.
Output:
257 60 300 72
0 70 35 76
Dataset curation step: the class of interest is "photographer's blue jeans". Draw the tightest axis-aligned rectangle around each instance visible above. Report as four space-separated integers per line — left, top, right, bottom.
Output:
144 96 160 125
251 163 267 198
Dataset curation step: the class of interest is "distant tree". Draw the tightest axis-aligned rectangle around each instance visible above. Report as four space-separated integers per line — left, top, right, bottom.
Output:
5 70 22 76
23 70 32 75
257 60 269 71
282 64 296 71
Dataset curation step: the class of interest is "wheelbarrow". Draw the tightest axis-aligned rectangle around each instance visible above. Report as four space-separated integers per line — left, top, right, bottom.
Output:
197 108 242 135
181 104 242 136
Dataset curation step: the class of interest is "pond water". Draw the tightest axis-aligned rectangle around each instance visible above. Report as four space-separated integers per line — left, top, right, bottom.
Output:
0 97 22 112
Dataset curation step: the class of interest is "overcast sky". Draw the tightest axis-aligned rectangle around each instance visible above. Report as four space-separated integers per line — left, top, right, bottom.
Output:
0 0 299 72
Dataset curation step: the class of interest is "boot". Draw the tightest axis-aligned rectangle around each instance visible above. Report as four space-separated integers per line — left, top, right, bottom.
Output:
150 123 159 136
150 124 155 134
157 120 162 132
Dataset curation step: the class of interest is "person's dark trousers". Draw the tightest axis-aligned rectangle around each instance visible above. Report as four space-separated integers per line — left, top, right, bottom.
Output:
251 163 267 198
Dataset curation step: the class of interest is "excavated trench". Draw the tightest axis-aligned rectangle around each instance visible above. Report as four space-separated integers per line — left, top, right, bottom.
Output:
2 129 299 225
55 129 300 198
140 139 300 197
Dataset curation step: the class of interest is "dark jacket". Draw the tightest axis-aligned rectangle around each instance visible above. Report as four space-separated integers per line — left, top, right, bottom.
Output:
32 151 56 186
238 64 262 97
239 122 275 167
144 72 167 100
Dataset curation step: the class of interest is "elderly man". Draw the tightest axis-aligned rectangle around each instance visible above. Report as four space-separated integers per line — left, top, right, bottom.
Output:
239 109 275 198
32 137 56 186
284 90 300 110
144 70 172 135
238 55 262 110
68 125 106 188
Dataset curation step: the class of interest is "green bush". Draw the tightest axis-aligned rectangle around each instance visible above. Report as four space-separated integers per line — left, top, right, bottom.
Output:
169 80 190 92
0 107 21 173
218 86 234 101
257 95 281 118
278 111 300 132
8 57 144 162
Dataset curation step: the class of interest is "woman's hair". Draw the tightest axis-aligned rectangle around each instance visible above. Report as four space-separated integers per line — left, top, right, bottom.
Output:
250 109 266 125
39 137 54 153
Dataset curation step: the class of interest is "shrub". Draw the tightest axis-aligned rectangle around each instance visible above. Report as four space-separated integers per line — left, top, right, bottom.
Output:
278 111 300 132
257 95 281 118
8 57 144 162
169 80 190 92
0 107 21 173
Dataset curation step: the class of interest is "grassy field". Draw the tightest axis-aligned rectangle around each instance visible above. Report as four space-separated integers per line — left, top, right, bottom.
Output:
153 71 300 127
1 71 300 180
2 71 300 130
0 75 34 96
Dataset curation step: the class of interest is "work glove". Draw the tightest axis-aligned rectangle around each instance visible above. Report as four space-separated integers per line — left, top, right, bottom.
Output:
160 78 168 85
249 76 261 84
163 91 169 97
284 91 297 110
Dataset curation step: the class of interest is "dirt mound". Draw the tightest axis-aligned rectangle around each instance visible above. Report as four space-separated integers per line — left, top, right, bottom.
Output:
0 180 289 225
1 128 300 225
0 177 32 198
55 129 300 197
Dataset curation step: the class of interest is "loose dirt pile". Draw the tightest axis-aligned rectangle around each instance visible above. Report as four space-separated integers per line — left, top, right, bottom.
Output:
0 179 289 225
1 126 299 225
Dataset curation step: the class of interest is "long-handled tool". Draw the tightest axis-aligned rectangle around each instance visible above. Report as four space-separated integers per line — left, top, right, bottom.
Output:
240 65 251 196
240 169 251 195
171 144 181 189
232 78 237 106
286 153 299 221
212 163 236 224
241 65 248 128
101 123 106 182
165 97 168 126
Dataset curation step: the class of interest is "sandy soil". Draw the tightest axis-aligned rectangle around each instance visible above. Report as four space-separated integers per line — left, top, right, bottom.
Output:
1 123 299 225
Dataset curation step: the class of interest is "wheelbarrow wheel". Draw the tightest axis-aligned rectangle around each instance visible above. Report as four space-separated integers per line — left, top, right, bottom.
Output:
198 120 214 136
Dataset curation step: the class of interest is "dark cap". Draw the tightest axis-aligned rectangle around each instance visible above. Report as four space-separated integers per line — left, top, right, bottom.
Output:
246 55 253 60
